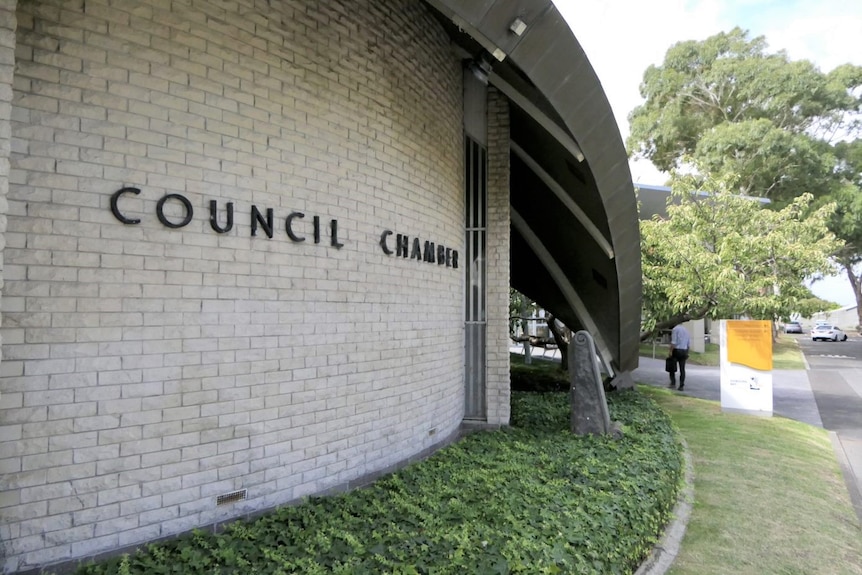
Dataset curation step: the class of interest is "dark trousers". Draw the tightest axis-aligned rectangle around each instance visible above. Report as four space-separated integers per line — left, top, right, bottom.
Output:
669 349 689 386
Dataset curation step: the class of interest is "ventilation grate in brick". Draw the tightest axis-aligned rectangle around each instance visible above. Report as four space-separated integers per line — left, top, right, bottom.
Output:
216 489 247 506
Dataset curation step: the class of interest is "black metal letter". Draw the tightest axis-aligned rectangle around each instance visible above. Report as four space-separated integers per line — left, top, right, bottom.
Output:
251 206 273 238
437 244 445 265
397 234 409 258
330 219 343 249
411 238 422 260
452 250 459 269
380 230 393 254
313 215 321 244
110 187 141 224
156 193 193 228
286 212 305 242
209 200 234 233
423 241 435 263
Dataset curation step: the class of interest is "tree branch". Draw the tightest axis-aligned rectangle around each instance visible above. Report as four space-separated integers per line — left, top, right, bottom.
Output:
640 302 715 342
510 334 557 348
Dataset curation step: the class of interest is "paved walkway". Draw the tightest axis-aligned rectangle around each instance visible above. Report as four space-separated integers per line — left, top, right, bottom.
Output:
633 356 823 426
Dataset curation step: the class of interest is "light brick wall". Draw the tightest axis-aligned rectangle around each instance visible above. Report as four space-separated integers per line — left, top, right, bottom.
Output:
0 0 15 566
0 0 466 571
486 88 511 425
0 0 13 349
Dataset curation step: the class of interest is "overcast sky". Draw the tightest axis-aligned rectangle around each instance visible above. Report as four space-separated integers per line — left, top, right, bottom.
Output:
554 0 862 307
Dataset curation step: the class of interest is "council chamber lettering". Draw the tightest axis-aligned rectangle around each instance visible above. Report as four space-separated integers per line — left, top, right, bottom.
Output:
110 187 344 248
109 188 459 270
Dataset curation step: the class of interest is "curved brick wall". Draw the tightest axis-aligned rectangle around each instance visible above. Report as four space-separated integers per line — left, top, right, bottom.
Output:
0 0 465 570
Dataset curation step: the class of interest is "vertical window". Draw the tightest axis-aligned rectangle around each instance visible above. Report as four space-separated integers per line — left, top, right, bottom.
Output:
464 136 487 419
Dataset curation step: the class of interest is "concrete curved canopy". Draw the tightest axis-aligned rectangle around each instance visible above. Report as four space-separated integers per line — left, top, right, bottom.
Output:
426 0 642 373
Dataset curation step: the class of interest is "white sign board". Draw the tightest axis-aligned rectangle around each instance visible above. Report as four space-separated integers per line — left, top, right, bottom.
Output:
719 320 773 415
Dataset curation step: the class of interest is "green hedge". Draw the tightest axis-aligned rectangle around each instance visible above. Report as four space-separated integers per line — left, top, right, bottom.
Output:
77 391 682 575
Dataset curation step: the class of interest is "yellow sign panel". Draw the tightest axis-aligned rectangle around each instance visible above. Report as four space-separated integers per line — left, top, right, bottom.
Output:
726 320 773 371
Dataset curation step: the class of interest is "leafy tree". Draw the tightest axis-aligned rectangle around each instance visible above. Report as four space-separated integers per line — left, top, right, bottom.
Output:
509 289 537 338
830 140 862 325
640 173 841 340
628 28 861 202
628 27 862 328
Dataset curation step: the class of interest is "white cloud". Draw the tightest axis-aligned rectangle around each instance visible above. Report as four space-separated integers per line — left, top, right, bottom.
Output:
554 1 724 138
553 0 731 182
763 12 862 73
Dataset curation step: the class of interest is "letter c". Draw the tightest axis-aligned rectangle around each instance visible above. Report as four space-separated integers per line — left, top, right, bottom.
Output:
110 187 141 224
379 230 393 255
286 212 306 242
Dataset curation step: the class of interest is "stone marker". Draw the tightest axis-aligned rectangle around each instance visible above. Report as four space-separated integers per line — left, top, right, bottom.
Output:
570 330 613 435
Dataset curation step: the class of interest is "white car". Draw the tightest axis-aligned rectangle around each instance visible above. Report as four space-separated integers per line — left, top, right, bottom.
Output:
811 324 847 342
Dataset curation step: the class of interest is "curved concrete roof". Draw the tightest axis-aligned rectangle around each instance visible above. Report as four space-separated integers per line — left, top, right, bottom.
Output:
426 0 642 373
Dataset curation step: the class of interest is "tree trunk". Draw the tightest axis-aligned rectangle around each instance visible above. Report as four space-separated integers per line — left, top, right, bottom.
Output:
845 263 862 333
546 316 569 371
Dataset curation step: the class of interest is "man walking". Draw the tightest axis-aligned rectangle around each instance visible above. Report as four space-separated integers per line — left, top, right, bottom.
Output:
668 323 691 391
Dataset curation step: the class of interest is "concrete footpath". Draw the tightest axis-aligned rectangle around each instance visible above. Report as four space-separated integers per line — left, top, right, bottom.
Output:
633 355 862 529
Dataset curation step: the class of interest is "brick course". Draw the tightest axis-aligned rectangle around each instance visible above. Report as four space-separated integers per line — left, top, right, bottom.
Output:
0 0 483 571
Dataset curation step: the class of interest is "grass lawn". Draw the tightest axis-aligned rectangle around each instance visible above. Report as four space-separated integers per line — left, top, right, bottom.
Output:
641 386 862 575
640 334 805 369
772 334 806 369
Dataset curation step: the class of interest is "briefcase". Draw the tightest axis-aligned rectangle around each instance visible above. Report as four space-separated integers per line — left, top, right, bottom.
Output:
665 356 677 373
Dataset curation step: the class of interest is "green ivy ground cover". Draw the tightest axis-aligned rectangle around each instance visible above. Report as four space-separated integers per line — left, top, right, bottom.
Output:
77 391 683 575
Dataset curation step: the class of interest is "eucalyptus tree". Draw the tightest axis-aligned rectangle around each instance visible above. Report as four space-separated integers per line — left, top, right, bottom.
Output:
628 27 862 327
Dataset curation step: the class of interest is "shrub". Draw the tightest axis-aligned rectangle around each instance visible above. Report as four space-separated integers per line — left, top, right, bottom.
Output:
510 354 570 392
77 392 682 575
